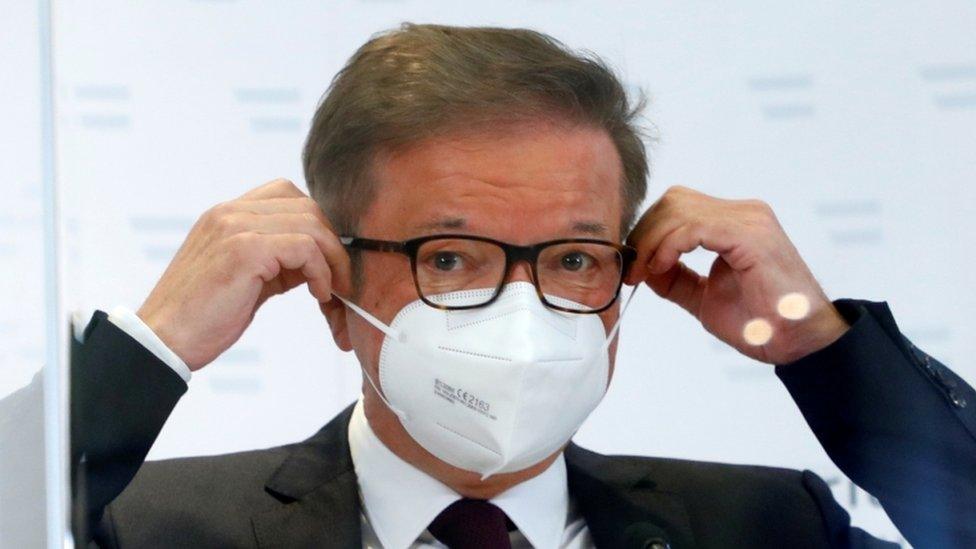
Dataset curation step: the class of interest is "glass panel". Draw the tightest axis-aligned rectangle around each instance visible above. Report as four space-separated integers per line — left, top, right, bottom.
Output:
1 1 65 546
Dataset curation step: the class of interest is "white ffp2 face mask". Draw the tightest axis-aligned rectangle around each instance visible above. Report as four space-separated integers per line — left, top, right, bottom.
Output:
337 281 634 478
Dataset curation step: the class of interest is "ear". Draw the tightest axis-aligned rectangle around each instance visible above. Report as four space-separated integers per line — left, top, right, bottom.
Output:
320 299 353 352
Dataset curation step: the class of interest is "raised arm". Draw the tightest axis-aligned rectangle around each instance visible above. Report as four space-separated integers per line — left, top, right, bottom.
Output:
625 185 975 546
68 178 352 544
70 311 188 543
777 298 976 548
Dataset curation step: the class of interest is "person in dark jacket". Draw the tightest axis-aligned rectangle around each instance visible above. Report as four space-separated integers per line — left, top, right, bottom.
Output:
6 23 976 549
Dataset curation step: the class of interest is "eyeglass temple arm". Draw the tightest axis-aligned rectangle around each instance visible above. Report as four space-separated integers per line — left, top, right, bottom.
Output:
339 236 407 254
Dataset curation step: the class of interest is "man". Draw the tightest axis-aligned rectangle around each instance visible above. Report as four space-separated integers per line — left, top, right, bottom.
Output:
64 23 974 548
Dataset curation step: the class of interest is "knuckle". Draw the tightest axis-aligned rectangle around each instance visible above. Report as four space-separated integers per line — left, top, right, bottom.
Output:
253 255 278 282
659 186 697 215
214 212 242 234
683 217 705 236
745 198 772 212
225 233 257 262
303 199 333 227
749 200 778 224
299 234 320 254
287 180 303 193
204 201 231 223
301 211 320 228
661 187 680 204
666 185 694 198
265 178 301 196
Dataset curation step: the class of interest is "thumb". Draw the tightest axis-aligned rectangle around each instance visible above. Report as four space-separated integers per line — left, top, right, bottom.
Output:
644 261 705 317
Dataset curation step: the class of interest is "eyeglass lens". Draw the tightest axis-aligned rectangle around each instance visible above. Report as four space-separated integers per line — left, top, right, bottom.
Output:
414 238 623 312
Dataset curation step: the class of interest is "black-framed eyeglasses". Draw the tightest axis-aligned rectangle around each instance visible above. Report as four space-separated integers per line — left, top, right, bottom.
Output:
340 234 637 314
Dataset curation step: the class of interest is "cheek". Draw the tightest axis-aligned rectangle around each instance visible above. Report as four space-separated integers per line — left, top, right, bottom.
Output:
597 302 620 338
348 313 386 383
348 254 419 379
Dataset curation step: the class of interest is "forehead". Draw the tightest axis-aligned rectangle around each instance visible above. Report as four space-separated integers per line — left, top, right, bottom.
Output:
362 120 624 243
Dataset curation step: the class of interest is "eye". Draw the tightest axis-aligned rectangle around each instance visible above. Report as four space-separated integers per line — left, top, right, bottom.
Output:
560 251 593 272
432 251 463 271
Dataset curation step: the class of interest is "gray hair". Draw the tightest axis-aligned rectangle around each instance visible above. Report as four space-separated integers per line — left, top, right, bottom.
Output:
302 23 650 239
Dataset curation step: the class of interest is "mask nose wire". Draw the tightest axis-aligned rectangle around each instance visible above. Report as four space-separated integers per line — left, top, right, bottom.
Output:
332 294 410 422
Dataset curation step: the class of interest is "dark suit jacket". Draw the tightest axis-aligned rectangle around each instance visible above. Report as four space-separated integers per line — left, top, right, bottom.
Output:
64 299 976 548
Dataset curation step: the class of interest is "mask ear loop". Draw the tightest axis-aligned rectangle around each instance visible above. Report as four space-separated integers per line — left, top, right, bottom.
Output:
334 295 403 341
333 295 410 422
600 285 639 355
570 285 640 421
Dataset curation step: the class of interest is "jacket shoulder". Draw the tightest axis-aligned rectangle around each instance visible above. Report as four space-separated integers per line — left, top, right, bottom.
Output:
568 446 843 548
636 454 812 494
571 445 815 495
103 444 295 547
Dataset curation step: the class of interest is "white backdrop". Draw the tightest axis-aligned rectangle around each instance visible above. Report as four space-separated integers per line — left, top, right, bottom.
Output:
1 2 45 398
6 1 976 545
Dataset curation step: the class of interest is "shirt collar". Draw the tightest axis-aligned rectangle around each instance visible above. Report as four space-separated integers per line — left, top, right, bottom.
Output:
491 450 570 549
347 398 569 549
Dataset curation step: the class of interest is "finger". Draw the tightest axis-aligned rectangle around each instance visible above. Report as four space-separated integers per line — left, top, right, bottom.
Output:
224 196 350 292
253 233 334 302
237 212 353 295
625 188 706 285
626 193 669 246
647 220 736 275
625 199 682 282
233 197 340 233
239 178 306 201
644 261 705 316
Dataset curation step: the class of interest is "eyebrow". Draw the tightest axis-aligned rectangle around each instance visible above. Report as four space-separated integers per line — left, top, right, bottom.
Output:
416 217 609 237
571 221 609 236
417 217 467 232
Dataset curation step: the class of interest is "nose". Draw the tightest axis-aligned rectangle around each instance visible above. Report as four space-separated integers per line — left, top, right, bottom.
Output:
504 260 534 285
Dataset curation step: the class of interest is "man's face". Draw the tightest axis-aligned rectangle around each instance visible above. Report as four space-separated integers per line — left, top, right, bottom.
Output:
341 118 625 472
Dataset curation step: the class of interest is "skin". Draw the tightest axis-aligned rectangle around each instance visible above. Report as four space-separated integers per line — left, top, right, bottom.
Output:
625 186 849 364
138 117 848 500
325 120 626 497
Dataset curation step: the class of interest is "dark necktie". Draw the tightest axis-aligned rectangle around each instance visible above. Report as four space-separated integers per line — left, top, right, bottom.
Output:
427 498 515 549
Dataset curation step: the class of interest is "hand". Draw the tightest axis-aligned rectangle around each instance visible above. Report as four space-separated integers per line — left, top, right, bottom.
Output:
625 186 849 364
136 178 352 371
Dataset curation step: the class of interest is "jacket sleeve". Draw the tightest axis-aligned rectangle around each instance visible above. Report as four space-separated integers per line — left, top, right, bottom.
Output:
70 310 188 546
776 299 976 548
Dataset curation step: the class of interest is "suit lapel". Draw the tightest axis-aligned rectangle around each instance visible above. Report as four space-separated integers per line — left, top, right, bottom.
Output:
251 404 362 548
248 407 698 548
566 443 698 549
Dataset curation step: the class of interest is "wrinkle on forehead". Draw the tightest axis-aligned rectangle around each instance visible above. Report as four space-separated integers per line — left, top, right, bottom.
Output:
415 216 610 238
363 120 623 240
377 119 618 184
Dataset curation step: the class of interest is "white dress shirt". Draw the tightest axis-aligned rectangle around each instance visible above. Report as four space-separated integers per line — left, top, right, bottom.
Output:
102 306 192 383
98 306 593 548
348 398 592 549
